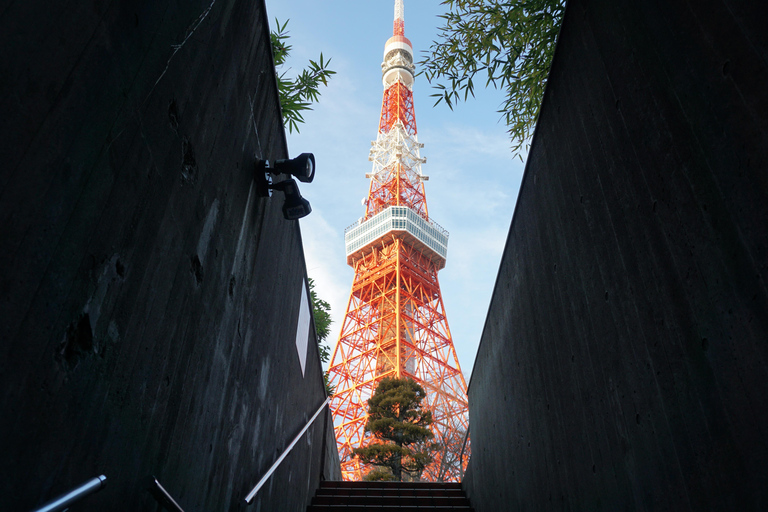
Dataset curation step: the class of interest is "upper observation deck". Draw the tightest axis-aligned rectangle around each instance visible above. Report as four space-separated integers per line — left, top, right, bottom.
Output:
345 206 449 269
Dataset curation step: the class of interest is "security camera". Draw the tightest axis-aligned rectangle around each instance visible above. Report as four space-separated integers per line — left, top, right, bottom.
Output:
270 178 312 220
273 153 315 183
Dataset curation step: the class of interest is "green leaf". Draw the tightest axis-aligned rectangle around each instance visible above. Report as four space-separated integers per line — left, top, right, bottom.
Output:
354 378 436 481
308 278 333 396
417 0 565 158
270 19 336 132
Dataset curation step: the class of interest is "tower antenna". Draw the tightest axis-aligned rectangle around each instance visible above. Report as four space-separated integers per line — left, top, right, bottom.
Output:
394 0 404 36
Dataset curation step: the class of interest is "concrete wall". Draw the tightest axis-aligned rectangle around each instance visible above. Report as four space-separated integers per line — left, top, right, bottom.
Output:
0 1 340 510
465 0 767 510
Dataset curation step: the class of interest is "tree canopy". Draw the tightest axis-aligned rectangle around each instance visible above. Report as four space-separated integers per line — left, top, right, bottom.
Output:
419 0 566 158
308 278 331 361
353 377 437 481
308 278 333 396
270 19 335 133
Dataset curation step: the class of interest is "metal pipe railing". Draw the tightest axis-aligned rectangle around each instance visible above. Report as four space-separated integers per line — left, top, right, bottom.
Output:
243 396 330 505
459 426 470 470
32 475 107 512
146 476 185 512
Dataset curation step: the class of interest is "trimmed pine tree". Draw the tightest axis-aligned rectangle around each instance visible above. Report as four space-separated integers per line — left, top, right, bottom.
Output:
353 377 438 481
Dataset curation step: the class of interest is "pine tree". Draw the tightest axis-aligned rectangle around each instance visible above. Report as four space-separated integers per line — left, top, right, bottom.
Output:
353 378 437 481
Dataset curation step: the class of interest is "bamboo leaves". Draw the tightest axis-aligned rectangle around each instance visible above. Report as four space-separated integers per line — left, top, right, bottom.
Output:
419 0 565 158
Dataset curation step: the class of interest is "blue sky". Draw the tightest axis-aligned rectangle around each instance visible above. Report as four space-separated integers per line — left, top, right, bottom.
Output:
263 0 525 381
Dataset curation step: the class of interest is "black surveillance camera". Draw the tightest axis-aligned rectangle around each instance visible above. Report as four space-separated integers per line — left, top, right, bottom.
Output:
273 153 315 183
270 178 312 220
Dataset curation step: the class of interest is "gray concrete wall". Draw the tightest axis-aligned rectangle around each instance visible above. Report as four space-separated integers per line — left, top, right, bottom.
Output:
465 0 768 510
0 0 340 510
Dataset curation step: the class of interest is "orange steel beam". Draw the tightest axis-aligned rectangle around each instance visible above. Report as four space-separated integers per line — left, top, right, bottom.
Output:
328 4 469 481
329 236 470 481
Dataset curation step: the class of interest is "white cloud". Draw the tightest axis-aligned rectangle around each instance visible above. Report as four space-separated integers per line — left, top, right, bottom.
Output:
299 208 352 352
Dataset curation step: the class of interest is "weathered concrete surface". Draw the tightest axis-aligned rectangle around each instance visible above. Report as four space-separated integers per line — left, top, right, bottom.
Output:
0 0 340 510
464 0 768 510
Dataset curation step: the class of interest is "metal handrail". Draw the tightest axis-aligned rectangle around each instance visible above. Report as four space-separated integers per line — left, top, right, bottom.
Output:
459 426 471 470
146 476 185 512
32 475 107 512
243 396 330 505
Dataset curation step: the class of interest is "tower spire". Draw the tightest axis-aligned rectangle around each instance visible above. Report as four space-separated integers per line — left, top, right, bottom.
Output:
394 0 404 36
327 0 470 483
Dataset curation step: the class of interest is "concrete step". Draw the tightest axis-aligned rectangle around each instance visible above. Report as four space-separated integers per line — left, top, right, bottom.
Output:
312 495 470 506
316 488 467 497
308 481 473 512
308 507 472 511
319 481 463 489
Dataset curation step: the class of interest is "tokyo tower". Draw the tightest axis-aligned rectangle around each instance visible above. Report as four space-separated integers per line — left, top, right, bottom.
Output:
327 0 470 482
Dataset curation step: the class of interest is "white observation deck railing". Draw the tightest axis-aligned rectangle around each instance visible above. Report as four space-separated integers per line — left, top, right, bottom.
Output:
344 206 449 269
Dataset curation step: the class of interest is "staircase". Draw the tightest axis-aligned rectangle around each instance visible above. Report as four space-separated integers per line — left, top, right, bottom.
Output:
307 481 474 511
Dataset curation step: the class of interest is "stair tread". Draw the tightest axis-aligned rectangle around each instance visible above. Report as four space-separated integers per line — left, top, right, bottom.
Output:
313 497 470 504
320 481 462 488
316 490 466 496
309 481 473 512
309 507 472 511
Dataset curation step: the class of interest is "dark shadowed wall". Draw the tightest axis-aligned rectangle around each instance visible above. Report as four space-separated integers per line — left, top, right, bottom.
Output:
0 0 340 510
464 0 767 510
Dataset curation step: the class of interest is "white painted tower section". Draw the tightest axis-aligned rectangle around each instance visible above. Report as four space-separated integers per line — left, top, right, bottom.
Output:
394 0 404 24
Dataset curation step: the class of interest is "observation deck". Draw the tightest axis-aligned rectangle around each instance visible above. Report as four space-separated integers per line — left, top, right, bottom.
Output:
345 206 449 269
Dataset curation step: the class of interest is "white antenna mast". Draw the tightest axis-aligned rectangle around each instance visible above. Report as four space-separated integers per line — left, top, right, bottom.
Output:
393 0 404 35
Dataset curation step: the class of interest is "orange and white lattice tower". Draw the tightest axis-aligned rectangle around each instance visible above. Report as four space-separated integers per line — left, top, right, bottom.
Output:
327 0 470 482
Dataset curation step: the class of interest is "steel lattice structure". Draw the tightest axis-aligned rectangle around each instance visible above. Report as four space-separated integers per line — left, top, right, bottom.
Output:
328 0 469 482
